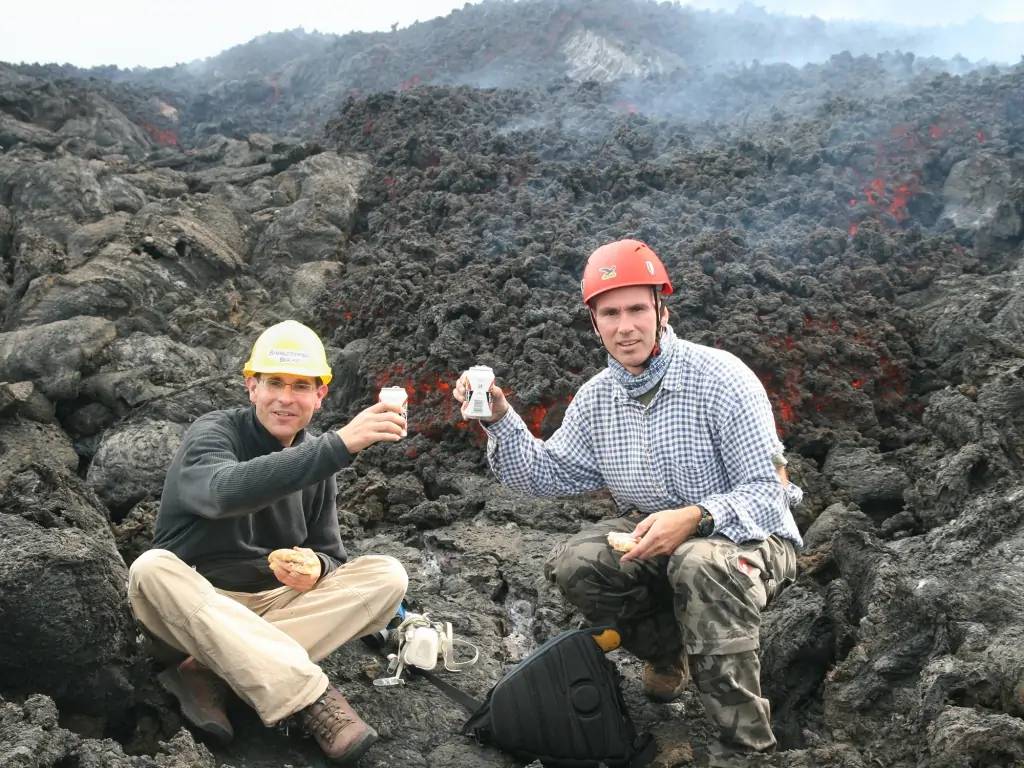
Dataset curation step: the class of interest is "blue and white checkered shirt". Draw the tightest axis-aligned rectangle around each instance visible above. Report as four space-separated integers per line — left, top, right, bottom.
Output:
484 337 803 547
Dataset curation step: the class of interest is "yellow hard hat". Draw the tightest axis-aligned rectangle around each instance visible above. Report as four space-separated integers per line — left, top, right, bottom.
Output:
242 320 333 385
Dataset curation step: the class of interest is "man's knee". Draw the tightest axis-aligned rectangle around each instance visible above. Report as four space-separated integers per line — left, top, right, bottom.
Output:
546 519 630 590
128 549 180 593
325 555 409 610
545 538 604 600
376 555 408 605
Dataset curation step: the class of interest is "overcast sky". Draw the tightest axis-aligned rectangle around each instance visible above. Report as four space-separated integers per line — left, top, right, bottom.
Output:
4 0 1023 69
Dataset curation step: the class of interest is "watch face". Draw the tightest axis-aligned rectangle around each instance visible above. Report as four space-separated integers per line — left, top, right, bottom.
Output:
697 510 715 537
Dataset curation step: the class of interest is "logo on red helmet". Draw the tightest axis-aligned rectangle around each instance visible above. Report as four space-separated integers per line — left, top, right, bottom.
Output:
599 266 617 280
645 260 655 276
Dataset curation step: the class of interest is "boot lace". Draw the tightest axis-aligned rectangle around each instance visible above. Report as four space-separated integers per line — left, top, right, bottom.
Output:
303 693 353 743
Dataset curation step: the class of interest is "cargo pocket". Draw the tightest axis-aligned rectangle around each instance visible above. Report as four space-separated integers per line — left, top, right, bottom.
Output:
727 549 769 612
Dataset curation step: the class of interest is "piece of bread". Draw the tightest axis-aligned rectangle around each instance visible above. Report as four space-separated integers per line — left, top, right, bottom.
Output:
607 531 637 553
268 548 320 576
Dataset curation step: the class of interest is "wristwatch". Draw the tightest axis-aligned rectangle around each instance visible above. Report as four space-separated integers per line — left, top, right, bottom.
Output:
695 505 715 537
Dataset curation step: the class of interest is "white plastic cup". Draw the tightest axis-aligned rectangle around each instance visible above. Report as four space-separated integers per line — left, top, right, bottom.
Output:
379 386 408 437
464 365 495 419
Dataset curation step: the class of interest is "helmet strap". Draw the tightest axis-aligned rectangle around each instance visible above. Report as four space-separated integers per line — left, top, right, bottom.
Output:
649 288 663 359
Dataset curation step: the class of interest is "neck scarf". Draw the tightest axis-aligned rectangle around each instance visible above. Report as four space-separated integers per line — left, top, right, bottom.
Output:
607 325 677 398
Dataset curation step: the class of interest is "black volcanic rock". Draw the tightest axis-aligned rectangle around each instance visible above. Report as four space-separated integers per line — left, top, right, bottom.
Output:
0 421 134 716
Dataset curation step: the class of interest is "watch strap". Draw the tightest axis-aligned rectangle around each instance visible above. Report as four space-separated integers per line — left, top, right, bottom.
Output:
695 504 715 537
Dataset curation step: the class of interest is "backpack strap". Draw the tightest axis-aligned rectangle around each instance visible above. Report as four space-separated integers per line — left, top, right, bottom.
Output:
414 667 483 714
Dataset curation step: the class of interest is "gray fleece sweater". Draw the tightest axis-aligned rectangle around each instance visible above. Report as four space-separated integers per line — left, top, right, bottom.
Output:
153 406 352 592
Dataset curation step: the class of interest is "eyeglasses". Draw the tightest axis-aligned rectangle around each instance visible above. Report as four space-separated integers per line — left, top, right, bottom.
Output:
259 377 319 395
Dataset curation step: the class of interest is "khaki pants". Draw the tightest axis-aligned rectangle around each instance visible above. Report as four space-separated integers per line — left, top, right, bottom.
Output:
128 549 408 725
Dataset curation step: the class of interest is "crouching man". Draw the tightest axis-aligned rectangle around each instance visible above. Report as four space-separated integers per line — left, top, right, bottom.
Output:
129 320 408 765
454 241 802 764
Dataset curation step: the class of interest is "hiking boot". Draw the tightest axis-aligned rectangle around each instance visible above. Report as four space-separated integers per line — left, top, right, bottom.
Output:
157 659 233 744
643 655 689 703
298 686 378 764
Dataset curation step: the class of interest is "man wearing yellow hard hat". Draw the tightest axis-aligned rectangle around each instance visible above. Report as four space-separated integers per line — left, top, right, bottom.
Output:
128 320 407 765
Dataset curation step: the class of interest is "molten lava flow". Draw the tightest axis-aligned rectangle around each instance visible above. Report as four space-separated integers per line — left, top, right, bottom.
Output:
141 123 179 147
518 404 548 436
864 177 886 206
372 366 487 441
370 363 572 441
777 399 795 424
853 175 919 223
846 117 988 232
758 366 802 436
519 396 574 437
759 313 910 432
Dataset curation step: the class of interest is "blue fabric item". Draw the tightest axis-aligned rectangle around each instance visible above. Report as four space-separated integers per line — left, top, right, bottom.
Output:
483 330 803 546
606 326 677 398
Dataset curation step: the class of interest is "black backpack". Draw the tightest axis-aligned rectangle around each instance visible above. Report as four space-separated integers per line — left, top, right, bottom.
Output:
462 627 656 768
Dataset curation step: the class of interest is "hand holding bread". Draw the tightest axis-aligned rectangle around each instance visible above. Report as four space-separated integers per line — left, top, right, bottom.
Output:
268 547 321 580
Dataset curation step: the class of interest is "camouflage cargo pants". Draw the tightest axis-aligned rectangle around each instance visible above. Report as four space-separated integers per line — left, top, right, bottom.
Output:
544 516 797 752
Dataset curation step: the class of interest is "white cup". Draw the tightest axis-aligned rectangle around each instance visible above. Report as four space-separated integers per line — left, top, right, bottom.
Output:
464 365 495 419
379 386 408 437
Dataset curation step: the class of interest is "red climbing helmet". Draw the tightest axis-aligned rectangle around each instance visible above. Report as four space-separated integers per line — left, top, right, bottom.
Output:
580 239 673 305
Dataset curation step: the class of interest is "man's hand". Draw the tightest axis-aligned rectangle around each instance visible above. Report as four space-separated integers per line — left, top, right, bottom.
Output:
269 546 321 592
337 401 406 452
453 372 510 422
620 506 702 562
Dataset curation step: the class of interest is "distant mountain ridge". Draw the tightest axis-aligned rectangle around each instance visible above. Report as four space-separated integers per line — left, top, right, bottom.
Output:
5 0 1021 145
12 0 1021 83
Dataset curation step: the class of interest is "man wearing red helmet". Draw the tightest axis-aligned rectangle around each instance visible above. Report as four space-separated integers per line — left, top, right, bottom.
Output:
454 240 802 764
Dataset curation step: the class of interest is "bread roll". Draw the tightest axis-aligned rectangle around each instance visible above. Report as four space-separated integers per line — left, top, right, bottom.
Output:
268 548 320 576
607 531 637 553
